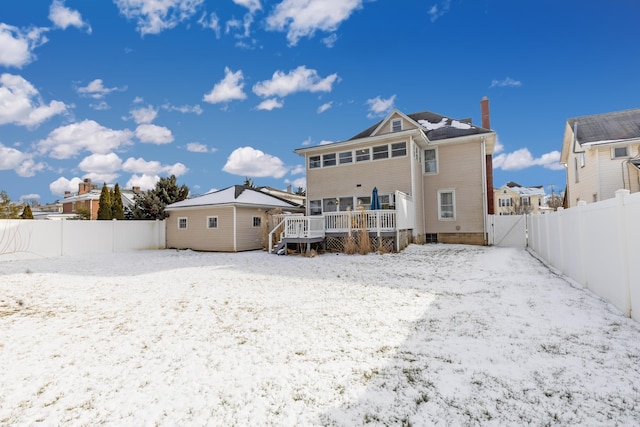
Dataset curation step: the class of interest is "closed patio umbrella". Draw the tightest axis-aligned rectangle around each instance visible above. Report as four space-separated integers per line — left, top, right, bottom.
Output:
371 187 381 210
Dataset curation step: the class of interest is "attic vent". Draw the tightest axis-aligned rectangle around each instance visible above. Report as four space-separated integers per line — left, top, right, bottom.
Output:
391 119 402 132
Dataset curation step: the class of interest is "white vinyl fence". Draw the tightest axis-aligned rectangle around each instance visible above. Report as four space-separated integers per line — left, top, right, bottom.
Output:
528 190 640 322
487 214 527 248
0 219 166 262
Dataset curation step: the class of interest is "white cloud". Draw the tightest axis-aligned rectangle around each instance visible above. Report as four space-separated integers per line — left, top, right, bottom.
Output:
82 172 121 184
203 67 247 104
319 140 334 145
285 177 306 189
122 157 188 176
186 142 216 153
90 101 110 111
135 124 174 144
78 153 123 174
253 66 338 98
494 136 504 154
223 146 288 178
114 0 205 36
77 79 123 99
366 95 395 118
130 105 158 124
317 101 332 113
0 23 49 68
0 73 68 127
322 33 338 48
49 0 92 33
233 0 261 13
49 176 84 196
290 164 305 175
37 120 135 159
0 143 45 177
493 148 564 171
19 193 41 203
161 103 203 115
266 0 362 46
428 0 451 23
198 12 221 38
301 137 312 146
125 174 160 191
256 98 284 111
490 77 522 88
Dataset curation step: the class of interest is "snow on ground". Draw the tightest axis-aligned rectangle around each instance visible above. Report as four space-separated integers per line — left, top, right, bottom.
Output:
1 244 639 426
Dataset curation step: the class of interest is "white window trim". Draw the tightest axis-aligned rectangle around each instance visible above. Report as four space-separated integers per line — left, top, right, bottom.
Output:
391 119 402 132
309 155 321 169
611 145 629 159
437 189 456 221
252 216 262 228
206 216 218 229
391 141 407 158
424 147 439 174
338 150 353 164
178 217 188 229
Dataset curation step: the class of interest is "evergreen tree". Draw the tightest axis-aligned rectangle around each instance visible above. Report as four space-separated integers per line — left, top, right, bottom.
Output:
0 190 21 219
111 183 125 220
243 177 256 189
132 175 189 220
97 183 112 220
75 205 91 220
21 205 34 219
295 187 306 196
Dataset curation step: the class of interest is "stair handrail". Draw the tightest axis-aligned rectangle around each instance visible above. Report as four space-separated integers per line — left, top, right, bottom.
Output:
268 218 286 254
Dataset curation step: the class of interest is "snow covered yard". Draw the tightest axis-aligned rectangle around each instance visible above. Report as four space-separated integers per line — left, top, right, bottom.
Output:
1 244 639 426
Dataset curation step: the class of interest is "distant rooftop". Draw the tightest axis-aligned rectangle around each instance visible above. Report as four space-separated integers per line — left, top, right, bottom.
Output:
568 108 640 144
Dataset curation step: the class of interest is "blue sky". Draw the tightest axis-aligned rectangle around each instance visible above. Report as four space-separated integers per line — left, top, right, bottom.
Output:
1 0 639 204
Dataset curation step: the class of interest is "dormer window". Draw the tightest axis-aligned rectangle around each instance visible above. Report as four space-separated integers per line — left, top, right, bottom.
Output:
391 119 402 132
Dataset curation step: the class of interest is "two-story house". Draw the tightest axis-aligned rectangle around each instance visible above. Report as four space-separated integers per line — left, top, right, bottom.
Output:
294 98 496 245
494 182 548 215
560 108 640 208
62 178 138 220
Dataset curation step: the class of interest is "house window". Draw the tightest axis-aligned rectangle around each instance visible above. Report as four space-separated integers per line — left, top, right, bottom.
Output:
253 216 261 227
339 151 353 164
323 198 338 212
579 152 585 167
391 142 407 157
391 119 402 132
372 145 389 160
357 196 371 209
207 216 218 229
612 146 629 158
323 153 336 167
425 148 437 173
309 155 321 169
178 217 188 229
498 198 513 207
339 197 354 211
574 157 579 183
309 200 322 215
356 148 370 162
380 194 391 209
438 189 455 220
521 197 530 206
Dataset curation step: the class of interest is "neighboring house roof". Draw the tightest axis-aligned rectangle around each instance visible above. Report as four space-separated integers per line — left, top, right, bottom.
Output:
349 109 492 142
498 182 546 197
568 108 640 145
165 185 304 210
63 189 135 207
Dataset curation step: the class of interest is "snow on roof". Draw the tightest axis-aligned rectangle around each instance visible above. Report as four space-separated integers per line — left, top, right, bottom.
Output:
166 185 301 210
418 117 447 130
502 184 546 196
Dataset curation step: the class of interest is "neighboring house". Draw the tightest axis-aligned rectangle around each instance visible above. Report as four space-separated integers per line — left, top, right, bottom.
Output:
294 97 496 245
259 186 306 206
560 108 640 208
494 182 547 215
62 179 138 220
165 185 304 252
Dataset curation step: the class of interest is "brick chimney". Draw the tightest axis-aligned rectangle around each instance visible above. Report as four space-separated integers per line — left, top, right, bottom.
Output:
79 178 92 195
481 96 495 215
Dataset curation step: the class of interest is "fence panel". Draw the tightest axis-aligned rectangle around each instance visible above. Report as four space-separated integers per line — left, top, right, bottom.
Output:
487 215 527 248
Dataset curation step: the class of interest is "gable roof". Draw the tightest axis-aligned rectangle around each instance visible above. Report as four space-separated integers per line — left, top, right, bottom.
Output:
568 108 640 144
499 182 546 197
349 109 491 142
165 185 303 210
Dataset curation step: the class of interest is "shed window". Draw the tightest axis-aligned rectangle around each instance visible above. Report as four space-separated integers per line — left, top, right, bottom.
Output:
207 216 218 229
253 216 261 227
178 217 188 229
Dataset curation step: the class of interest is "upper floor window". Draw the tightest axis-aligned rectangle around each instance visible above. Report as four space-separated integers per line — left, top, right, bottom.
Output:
438 189 455 220
612 146 629 158
178 217 188 229
391 142 407 157
323 153 336 167
425 148 437 173
372 145 389 160
207 216 218 229
309 155 321 169
391 119 402 132
356 148 370 162
339 151 353 164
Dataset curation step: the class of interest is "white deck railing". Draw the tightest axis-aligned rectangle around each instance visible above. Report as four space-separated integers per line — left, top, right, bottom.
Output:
323 210 396 233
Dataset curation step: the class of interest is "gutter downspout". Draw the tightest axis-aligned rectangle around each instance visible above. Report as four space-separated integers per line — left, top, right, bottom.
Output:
481 137 488 245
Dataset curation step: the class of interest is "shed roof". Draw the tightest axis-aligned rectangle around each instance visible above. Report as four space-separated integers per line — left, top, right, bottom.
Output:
568 108 640 144
165 185 303 210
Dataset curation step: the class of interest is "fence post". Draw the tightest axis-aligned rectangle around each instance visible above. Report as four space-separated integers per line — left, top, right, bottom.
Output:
615 190 632 317
574 202 587 287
